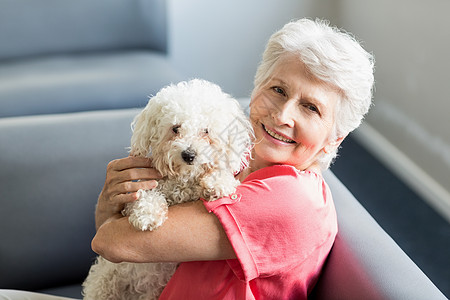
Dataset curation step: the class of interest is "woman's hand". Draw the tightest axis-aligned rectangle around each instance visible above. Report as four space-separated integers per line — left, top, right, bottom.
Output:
95 156 162 230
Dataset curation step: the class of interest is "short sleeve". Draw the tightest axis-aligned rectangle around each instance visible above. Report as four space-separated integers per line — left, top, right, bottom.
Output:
203 165 337 281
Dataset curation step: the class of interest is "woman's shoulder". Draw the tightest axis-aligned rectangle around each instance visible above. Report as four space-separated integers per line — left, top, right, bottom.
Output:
222 165 337 280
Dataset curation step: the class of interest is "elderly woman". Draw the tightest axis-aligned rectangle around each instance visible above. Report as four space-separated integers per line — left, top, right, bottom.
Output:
92 18 375 299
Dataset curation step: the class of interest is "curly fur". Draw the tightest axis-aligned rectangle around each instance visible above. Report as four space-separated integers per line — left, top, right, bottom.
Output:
82 79 253 300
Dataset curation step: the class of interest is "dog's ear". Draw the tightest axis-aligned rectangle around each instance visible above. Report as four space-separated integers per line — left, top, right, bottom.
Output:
130 98 163 157
223 100 254 173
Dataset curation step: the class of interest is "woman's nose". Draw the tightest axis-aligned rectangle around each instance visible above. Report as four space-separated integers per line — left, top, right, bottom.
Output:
271 100 295 127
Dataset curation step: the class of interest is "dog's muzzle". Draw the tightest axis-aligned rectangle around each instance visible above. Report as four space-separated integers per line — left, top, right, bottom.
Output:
181 148 196 164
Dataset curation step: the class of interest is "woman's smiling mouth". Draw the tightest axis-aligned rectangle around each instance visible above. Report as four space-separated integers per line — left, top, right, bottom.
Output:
262 124 296 144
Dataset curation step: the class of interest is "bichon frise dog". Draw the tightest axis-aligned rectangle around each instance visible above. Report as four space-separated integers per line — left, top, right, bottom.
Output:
82 79 253 300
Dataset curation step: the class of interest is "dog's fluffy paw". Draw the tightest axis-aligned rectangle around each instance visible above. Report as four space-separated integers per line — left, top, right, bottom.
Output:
124 189 169 231
200 173 240 201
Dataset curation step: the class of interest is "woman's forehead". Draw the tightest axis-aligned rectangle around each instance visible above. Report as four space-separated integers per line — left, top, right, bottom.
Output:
270 55 343 97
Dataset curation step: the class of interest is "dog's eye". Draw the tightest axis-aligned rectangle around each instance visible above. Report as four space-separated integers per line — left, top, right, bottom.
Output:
172 125 180 134
203 128 209 134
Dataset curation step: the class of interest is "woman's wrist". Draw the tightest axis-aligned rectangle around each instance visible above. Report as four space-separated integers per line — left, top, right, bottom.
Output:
92 214 127 262
95 193 121 230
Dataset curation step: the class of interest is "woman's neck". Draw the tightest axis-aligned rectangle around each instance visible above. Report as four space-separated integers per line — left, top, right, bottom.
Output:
236 159 264 182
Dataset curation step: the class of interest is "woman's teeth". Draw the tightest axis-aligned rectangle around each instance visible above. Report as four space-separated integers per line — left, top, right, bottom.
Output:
263 125 295 143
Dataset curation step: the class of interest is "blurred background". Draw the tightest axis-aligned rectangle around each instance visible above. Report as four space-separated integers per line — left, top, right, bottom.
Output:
1 0 448 297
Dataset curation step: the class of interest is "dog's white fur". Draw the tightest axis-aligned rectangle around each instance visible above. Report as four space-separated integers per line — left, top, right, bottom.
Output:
82 79 253 300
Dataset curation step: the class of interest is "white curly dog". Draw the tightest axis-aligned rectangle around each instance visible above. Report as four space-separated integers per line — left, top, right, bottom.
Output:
82 79 253 300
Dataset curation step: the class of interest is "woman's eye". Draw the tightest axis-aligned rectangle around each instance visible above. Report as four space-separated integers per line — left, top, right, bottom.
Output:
272 86 286 96
172 125 180 134
306 104 319 114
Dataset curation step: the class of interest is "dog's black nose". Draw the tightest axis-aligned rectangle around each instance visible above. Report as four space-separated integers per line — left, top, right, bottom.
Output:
181 149 196 164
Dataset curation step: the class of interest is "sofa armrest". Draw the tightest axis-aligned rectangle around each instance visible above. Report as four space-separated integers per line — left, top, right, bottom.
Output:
311 171 447 299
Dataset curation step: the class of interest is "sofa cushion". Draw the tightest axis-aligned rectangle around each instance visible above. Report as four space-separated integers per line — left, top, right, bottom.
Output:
0 51 183 117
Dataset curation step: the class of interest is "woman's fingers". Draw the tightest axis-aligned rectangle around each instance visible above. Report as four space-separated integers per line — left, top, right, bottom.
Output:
108 156 155 172
111 192 140 206
114 180 159 200
122 168 162 182
107 157 162 182
101 156 162 208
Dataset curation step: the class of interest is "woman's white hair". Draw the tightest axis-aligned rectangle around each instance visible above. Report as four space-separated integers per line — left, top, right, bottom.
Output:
252 18 375 169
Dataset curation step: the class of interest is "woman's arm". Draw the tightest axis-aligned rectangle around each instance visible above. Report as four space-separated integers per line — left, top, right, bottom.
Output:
92 200 237 263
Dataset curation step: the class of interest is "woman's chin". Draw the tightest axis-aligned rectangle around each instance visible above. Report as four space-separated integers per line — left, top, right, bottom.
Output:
253 144 289 166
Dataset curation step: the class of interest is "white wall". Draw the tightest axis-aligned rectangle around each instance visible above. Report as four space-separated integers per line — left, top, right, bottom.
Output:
167 0 337 98
335 0 450 219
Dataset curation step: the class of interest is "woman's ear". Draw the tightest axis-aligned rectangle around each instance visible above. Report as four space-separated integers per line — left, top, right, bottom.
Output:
323 135 346 154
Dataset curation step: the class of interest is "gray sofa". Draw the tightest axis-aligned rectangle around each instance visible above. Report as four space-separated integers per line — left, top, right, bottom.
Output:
0 107 447 300
0 0 447 299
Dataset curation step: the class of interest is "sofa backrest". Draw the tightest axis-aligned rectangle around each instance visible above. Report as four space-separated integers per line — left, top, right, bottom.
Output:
0 0 167 61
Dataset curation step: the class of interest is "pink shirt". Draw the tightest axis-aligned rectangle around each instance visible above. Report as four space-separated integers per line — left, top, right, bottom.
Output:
159 165 337 299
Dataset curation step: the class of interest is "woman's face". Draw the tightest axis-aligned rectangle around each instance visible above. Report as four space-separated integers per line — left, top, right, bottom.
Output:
250 55 343 171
